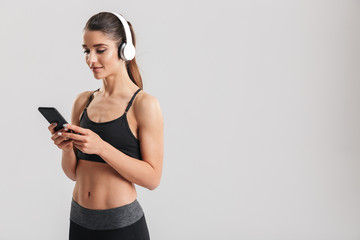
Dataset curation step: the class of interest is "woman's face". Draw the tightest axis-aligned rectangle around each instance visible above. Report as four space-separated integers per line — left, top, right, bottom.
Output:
82 30 122 79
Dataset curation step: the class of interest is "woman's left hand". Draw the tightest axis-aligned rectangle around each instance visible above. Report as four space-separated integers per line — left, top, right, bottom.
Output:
58 123 104 155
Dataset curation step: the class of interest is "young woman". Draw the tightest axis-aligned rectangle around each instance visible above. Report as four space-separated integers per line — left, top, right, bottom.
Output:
47 11 164 239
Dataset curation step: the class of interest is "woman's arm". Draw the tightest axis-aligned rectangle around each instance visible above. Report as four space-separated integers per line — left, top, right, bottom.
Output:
61 91 91 181
61 149 77 181
98 94 164 190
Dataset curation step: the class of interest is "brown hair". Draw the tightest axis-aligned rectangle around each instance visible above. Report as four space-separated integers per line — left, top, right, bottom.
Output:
83 12 143 89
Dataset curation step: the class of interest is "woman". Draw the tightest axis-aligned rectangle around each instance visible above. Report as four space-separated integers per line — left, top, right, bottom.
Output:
48 11 163 239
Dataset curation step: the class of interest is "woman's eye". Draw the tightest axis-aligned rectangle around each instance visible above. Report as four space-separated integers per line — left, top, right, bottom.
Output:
83 50 106 54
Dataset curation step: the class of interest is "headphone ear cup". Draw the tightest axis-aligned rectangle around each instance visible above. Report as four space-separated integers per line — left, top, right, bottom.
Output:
123 44 135 61
118 42 135 61
118 42 126 60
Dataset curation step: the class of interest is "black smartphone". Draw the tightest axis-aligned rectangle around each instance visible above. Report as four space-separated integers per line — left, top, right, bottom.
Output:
38 107 75 133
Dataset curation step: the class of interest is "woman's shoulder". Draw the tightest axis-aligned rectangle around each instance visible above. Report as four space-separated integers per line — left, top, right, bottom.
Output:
73 89 95 106
135 89 160 109
70 89 96 125
134 90 163 125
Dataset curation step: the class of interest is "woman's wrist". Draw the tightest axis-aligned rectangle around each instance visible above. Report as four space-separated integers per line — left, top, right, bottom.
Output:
63 148 75 154
98 140 108 157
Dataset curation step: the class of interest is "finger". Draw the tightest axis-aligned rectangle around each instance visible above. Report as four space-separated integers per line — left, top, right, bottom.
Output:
55 133 73 145
51 128 68 141
51 133 60 141
73 139 82 145
73 139 83 146
72 141 82 151
54 135 67 145
58 139 73 148
63 124 87 135
58 131 85 141
48 122 58 134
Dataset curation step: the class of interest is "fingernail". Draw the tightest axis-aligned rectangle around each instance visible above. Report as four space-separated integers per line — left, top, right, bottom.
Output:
64 128 68 131
58 132 62 136
63 124 67 128
52 122 57 126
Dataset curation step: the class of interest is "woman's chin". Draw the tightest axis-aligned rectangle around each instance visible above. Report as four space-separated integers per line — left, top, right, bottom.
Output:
93 74 103 80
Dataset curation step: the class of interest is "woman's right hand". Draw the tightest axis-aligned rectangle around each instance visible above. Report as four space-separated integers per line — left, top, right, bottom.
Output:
48 122 74 152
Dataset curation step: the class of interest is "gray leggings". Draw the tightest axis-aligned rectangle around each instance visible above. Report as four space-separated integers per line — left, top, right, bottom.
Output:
70 198 145 230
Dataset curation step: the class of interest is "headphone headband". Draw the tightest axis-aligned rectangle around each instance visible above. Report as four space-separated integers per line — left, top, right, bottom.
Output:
109 12 136 61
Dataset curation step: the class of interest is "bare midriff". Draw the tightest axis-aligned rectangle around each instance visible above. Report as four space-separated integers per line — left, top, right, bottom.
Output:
72 159 138 210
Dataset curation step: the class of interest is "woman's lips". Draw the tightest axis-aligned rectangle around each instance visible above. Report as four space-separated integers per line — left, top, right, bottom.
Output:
92 67 103 72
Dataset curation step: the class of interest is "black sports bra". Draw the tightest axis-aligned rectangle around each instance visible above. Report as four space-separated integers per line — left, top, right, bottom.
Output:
76 88 143 163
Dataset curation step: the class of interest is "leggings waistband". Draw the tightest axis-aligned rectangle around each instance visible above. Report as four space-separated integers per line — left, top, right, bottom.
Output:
70 198 144 230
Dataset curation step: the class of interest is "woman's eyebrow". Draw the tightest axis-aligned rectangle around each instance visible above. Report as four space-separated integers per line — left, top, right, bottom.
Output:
82 44 108 48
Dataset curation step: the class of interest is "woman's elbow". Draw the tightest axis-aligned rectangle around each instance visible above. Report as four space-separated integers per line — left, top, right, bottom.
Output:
66 172 77 181
148 176 161 191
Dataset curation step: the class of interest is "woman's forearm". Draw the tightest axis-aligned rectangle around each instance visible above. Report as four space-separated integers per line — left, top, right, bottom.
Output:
99 141 159 190
61 147 77 181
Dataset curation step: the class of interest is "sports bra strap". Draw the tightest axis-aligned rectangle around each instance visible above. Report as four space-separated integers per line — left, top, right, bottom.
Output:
85 88 141 113
85 88 100 109
124 88 142 113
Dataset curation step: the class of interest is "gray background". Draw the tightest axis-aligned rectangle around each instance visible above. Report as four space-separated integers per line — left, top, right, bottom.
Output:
0 0 359 239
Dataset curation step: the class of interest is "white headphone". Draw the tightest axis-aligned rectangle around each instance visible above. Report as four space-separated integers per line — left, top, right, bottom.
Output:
109 12 136 61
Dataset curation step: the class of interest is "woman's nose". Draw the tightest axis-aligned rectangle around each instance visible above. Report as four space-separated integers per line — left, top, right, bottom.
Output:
87 51 98 65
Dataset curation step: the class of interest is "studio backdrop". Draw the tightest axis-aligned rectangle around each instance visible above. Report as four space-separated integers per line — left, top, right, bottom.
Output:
0 0 359 239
